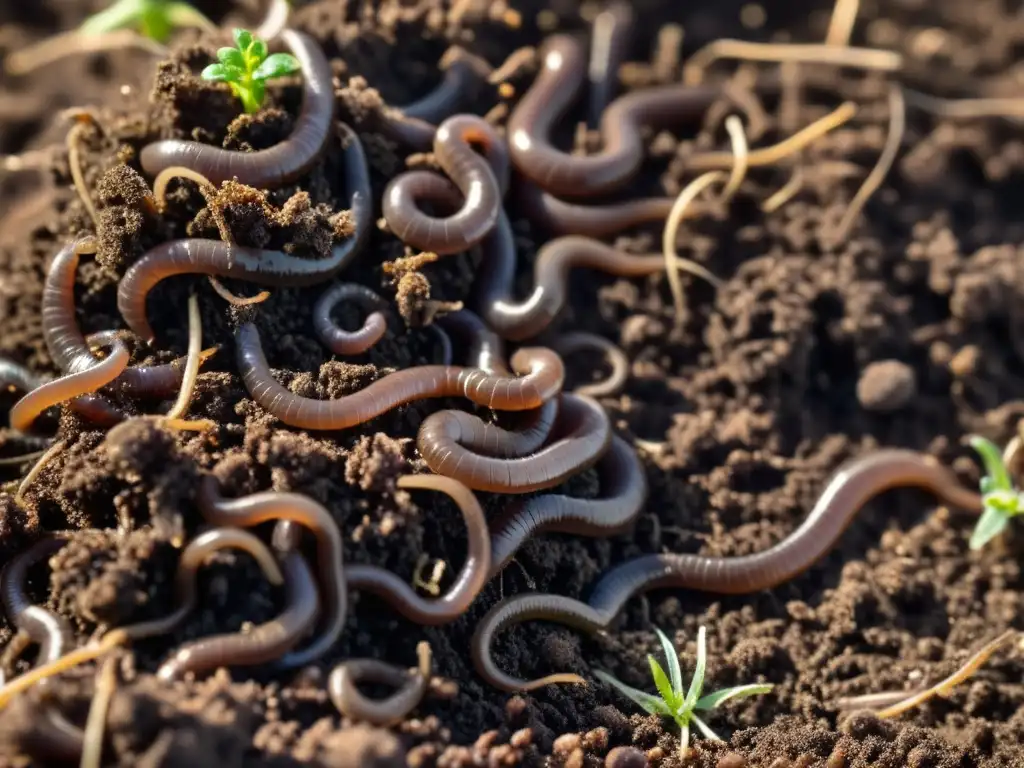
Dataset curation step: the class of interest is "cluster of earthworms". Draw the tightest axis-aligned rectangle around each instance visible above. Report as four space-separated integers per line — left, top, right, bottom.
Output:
0 3 991 754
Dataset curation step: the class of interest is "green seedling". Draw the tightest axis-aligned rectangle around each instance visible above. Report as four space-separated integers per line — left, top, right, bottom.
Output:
80 0 215 43
968 435 1024 550
201 28 300 114
594 626 772 757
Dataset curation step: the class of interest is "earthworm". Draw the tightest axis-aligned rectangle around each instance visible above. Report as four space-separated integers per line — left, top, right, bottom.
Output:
0 359 44 394
234 321 564 430
587 1 634 128
435 308 560 457
313 283 388 356
474 217 678 341
380 49 489 151
140 30 334 188
518 181 678 237
430 323 453 366
472 448 983 691
346 474 490 623
417 393 610 493
44 239 195 398
507 34 726 197
488 435 645 576
196 475 346 667
157 546 320 680
115 528 284 642
255 0 291 40
329 641 432 725
548 332 629 398
383 114 505 255
119 122 372 342
10 330 129 433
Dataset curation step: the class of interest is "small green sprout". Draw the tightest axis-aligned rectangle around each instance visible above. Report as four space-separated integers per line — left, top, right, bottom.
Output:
80 0 215 43
968 435 1024 550
594 626 772 757
201 29 301 115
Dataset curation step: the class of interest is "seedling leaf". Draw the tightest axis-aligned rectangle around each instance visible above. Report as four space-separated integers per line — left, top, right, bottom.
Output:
971 436 1012 492
648 656 678 709
201 63 237 82
655 627 683 698
696 683 775 710
969 506 1011 550
217 47 245 68
594 670 672 716
233 28 253 51
252 52 300 81
683 626 708 711
690 714 721 742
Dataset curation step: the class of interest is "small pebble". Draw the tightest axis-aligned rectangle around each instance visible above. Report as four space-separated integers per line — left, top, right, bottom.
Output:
717 754 747 768
856 359 917 412
606 746 648 768
553 733 582 754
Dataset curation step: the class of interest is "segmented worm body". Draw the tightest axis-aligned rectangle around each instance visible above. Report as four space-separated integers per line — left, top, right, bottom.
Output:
346 475 489 623
471 449 983 691
548 332 629 397
10 331 129 432
157 548 319 680
313 283 388 356
140 30 334 187
488 436 646 576
508 34 723 196
0 359 43 395
518 181 677 237
436 309 510 375
116 528 284 642
119 123 372 342
417 393 611 493
329 641 432 725
235 321 564 430
196 476 346 668
383 115 506 254
474 215 675 341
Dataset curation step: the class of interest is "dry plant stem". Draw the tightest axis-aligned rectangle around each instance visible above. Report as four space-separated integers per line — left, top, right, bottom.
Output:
4 29 167 76
903 90 1024 120
874 630 1020 718
163 294 202 421
0 450 49 467
825 0 860 46
720 115 748 202
683 41 901 84
662 171 727 323
67 120 99 230
0 630 126 710
687 101 857 170
80 654 118 768
14 439 65 507
836 688 926 710
836 85 904 238
762 168 805 212
151 166 218 208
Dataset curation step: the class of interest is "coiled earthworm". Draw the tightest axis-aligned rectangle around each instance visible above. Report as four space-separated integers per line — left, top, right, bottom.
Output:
140 30 334 188
0 359 44 395
44 239 197 397
587 1 634 128
488 436 645 577
471 448 983 691
329 641 431 725
475 215 678 341
1 536 83 762
157 547 319 680
196 476 346 667
435 309 509 374
234 321 564 430
548 332 629 398
380 49 490 151
508 34 725 197
10 330 129 433
313 283 388 356
383 114 505 254
346 474 489 623
417 393 611 494
114 527 284 642
119 122 372 343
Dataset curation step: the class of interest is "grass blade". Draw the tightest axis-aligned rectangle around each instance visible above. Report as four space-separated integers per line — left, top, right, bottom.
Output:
655 627 684 699
696 683 774 710
594 670 672 716
683 626 708 711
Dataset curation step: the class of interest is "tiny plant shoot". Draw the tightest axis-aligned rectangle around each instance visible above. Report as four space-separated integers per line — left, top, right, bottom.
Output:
80 0 215 43
201 29 301 115
594 626 772 756
968 435 1024 550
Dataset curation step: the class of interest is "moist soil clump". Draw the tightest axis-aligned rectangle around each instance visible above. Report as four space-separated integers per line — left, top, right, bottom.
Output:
0 0 1023 766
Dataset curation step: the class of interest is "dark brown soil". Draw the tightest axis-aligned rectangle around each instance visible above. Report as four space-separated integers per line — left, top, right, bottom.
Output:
1 0 1024 766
